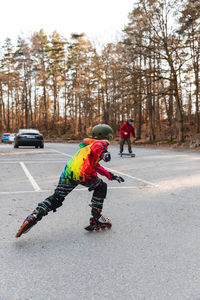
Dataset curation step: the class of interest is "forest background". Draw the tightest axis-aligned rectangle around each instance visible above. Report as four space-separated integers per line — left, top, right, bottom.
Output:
0 0 199 145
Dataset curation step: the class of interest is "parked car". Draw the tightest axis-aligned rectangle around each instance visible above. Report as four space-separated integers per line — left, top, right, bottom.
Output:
1 133 10 143
9 133 16 143
14 129 44 148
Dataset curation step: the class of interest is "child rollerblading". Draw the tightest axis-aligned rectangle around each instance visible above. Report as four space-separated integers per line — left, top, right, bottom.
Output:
16 124 124 237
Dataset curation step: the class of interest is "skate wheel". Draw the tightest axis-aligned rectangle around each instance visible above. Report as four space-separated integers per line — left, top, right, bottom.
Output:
95 227 100 231
84 226 94 232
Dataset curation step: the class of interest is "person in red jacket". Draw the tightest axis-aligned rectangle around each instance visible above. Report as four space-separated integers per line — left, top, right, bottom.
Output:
120 118 136 154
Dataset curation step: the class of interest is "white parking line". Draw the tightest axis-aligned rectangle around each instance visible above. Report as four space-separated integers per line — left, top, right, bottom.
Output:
106 167 159 187
19 162 41 192
0 150 56 156
0 149 158 195
0 190 45 195
0 185 150 195
0 160 66 163
52 150 73 158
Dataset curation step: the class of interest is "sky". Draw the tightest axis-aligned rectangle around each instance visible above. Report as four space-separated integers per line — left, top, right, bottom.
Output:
0 0 135 47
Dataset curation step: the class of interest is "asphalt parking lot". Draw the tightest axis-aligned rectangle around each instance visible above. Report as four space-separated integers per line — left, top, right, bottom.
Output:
1 143 200 300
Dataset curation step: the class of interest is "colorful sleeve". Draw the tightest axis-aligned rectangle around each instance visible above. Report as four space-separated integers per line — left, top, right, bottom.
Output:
95 163 113 180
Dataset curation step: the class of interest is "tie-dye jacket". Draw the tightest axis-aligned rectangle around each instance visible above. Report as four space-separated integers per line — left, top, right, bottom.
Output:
60 138 113 185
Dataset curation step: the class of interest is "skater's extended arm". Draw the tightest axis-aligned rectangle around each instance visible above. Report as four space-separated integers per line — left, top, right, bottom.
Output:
95 163 113 180
95 164 125 183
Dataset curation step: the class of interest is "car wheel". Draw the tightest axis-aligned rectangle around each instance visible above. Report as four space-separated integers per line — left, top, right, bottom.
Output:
35 146 38 148
14 144 18 148
40 144 44 148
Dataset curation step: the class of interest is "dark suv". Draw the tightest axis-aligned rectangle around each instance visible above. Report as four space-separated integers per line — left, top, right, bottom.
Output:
14 129 44 148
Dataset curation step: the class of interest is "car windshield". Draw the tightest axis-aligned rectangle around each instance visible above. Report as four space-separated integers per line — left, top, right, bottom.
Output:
21 132 39 135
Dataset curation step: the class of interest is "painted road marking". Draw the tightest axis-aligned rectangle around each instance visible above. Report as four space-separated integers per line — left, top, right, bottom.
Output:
52 150 73 158
106 167 159 187
0 150 57 156
19 162 41 192
0 148 158 195
0 160 66 163
0 185 152 195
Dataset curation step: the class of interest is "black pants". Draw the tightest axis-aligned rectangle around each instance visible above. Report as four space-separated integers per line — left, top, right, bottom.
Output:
120 138 132 153
36 178 107 219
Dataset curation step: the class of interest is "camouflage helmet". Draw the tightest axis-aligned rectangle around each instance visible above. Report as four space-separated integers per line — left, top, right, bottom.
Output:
92 124 113 141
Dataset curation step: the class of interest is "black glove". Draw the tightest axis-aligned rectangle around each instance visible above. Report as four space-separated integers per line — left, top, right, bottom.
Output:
102 152 111 162
111 174 125 183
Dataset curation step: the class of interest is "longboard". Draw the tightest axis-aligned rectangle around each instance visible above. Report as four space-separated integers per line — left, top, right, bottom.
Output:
119 153 135 157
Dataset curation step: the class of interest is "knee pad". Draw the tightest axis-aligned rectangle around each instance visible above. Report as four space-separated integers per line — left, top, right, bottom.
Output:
93 181 107 199
90 181 107 212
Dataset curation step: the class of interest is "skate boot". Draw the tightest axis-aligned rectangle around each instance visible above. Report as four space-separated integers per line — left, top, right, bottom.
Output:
85 215 112 232
15 209 44 238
